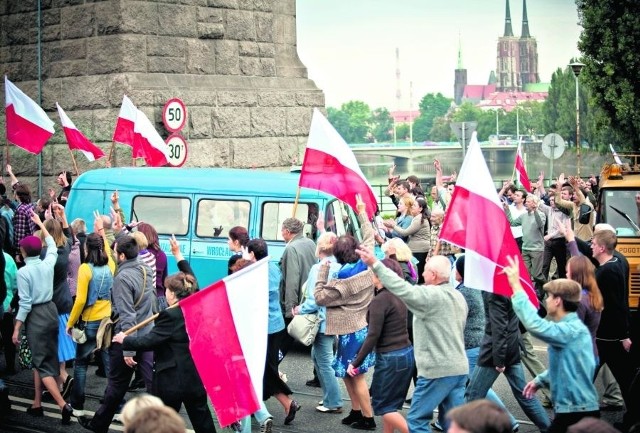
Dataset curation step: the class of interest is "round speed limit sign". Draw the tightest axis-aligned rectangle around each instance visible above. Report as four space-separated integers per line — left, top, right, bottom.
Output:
162 98 187 132
165 133 188 167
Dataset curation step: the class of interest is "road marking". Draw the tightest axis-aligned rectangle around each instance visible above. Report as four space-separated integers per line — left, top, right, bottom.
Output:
9 396 195 433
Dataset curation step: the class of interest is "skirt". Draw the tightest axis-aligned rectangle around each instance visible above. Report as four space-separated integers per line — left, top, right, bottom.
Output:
25 301 59 378
333 326 376 378
57 313 76 362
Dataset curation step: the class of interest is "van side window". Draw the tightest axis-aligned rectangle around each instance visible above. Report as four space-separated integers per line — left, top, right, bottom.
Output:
131 196 191 235
261 202 319 242
325 200 362 240
197 199 250 238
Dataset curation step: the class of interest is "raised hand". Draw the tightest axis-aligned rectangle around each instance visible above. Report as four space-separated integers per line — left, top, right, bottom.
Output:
355 193 366 215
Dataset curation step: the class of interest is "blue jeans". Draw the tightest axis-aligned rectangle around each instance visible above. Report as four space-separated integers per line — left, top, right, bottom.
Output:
466 363 550 431
408 374 466 433
437 347 518 429
71 319 111 410
312 332 343 409
239 400 272 433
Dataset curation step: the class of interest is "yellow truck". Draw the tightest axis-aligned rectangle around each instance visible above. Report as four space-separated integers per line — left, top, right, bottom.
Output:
597 155 640 308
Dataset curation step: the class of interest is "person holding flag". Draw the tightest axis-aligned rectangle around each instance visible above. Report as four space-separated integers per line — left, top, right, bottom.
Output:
111 244 217 433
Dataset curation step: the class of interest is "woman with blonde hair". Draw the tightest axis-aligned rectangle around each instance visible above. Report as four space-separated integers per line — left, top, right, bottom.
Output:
293 231 343 414
382 238 417 284
566 255 603 363
384 196 415 242
120 393 164 426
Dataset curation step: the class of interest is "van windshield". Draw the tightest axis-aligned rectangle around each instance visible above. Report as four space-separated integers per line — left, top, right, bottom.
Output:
600 188 640 237
131 196 191 235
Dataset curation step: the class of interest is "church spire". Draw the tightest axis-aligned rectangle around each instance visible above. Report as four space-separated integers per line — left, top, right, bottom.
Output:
521 0 531 38
457 33 464 69
504 0 514 37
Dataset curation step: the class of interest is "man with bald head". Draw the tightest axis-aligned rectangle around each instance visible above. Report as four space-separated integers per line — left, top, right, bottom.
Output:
357 249 468 433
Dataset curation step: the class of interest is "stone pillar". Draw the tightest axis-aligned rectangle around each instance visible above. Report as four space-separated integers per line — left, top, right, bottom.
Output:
0 0 325 186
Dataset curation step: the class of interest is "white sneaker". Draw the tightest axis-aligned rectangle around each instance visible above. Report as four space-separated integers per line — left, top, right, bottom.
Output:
113 413 123 424
72 408 85 417
260 418 273 433
278 371 288 383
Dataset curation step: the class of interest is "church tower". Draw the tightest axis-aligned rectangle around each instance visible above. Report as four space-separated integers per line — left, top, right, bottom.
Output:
518 0 540 86
454 36 467 105
496 0 520 91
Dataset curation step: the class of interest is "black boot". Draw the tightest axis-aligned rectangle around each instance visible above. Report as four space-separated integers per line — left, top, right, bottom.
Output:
0 387 10 417
351 416 376 430
342 409 363 425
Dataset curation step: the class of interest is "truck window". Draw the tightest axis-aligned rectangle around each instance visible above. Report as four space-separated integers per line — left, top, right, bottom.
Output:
131 196 190 236
600 189 640 237
196 199 250 238
261 202 319 241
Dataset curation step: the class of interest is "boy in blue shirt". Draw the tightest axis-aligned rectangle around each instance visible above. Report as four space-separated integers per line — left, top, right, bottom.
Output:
503 256 599 433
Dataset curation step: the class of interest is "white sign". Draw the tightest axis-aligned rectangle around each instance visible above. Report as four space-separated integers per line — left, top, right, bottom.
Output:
162 98 187 132
165 134 188 167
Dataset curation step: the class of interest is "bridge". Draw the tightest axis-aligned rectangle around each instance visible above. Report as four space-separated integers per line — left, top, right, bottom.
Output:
349 141 522 174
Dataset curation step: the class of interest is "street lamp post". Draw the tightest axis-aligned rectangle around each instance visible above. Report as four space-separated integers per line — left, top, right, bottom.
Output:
570 62 585 176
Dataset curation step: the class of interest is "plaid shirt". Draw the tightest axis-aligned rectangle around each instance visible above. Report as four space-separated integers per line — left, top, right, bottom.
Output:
13 202 36 251
428 224 453 258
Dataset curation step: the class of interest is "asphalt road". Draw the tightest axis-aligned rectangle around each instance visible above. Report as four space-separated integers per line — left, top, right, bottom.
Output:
0 340 625 433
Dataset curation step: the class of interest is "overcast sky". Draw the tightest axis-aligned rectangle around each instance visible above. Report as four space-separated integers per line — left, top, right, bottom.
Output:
296 0 582 111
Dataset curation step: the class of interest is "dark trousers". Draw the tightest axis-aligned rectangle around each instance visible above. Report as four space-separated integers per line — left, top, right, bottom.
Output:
548 410 599 433
163 391 217 433
1 312 16 373
596 339 636 427
414 252 428 285
90 344 153 433
542 238 567 281
279 318 295 361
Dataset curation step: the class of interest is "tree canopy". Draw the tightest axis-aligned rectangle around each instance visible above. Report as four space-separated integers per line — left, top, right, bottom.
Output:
577 0 640 149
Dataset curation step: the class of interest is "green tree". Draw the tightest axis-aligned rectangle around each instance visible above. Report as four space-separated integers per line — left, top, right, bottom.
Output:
326 101 372 143
327 107 351 141
370 108 393 142
429 116 455 141
577 0 640 149
412 93 452 141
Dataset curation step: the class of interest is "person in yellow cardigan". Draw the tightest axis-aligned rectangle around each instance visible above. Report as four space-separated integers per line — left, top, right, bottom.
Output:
66 211 116 417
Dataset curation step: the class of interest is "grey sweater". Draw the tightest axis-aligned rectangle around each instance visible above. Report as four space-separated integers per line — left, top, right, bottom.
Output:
506 209 546 251
373 261 468 379
112 257 156 357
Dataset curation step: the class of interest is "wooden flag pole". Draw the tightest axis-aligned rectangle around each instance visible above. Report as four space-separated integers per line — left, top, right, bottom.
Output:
69 149 79 177
291 186 301 218
107 141 116 166
123 303 179 336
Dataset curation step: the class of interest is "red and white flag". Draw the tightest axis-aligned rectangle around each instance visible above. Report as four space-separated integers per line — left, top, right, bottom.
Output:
514 140 531 192
56 103 104 162
609 144 622 165
112 95 140 156
440 132 538 306
180 258 269 427
299 108 377 219
112 95 168 166
4 76 55 154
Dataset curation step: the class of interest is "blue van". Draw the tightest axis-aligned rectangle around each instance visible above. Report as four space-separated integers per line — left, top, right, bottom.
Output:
65 167 363 287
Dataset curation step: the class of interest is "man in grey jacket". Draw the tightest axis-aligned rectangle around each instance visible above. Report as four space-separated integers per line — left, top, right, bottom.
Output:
278 217 316 358
357 249 469 433
79 235 156 433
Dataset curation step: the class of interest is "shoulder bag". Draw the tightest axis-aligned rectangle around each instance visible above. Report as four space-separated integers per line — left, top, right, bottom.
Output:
286 282 321 346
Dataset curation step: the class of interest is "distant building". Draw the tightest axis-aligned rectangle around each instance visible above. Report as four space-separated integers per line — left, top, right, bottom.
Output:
390 110 420 124
455 0 546 110
496 0 540 92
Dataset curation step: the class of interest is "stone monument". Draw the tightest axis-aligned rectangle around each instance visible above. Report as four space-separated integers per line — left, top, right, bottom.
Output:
0 0 324 186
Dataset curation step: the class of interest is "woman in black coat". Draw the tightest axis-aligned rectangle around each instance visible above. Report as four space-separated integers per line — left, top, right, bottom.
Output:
112 236 216 433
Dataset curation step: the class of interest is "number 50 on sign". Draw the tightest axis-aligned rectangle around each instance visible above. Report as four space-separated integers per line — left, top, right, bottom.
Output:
165 134 188 167
162 98 187 132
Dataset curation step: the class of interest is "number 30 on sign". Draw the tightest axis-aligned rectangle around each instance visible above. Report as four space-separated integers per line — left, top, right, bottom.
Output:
165 134 188 167
162 98 187 132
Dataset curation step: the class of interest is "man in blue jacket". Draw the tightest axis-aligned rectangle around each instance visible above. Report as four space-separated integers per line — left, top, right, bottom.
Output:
503 256 599 433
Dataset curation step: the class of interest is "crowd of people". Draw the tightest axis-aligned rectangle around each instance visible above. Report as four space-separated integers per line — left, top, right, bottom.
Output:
0 159 639 433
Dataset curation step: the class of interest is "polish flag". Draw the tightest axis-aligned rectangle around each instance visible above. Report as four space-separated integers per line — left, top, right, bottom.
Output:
440 132 538 306
514 140 531 192
609 144 623 165
180 258 269 427
112 95 168 166
4 76 55 154
132 108 169 167
299 108 377 219
56 103 105 162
